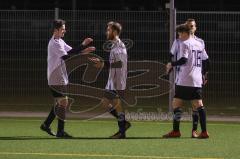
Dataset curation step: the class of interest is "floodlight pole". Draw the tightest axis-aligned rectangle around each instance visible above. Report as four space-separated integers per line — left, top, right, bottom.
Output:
169 0 176 112
54 7 59 20
72 0 76 43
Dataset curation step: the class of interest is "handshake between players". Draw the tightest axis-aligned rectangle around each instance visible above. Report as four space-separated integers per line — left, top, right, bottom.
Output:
79 37 104 69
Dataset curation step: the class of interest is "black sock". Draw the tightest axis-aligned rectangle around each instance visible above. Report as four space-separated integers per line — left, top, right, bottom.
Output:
117 112 125 134
173 107 182 131
109 107 118 119
192 110 199 131
57 119 65 133
197 106 207 132
54 105 66 121
44 106 56 127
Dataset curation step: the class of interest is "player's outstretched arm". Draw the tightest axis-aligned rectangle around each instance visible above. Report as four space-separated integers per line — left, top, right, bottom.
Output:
61 38 95 60
81 46 96 54
82 38 93 46
67 37 94 55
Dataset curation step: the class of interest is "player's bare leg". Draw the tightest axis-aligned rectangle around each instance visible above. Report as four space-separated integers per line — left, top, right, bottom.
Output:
163 98 183 138
192 100 209 139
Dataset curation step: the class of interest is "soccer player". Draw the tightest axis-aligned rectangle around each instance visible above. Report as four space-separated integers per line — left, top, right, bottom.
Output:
186 18 209 137
92 21 131 139
185 19 209 85
40 19 96 138
163 24 209 139
169 19 209 138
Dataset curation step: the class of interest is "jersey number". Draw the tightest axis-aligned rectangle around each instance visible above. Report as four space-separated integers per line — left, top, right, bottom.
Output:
192 50 202 67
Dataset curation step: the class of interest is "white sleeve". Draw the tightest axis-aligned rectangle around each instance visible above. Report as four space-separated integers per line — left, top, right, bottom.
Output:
201 41 209 60
170 39 179 55
64 42 72 52
202 49 209 60
114 49 127 62
54 41 68 56
201 40 205 48
181 43 189 59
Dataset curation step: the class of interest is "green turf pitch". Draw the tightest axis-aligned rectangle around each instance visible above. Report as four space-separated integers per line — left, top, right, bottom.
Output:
0 118 239 159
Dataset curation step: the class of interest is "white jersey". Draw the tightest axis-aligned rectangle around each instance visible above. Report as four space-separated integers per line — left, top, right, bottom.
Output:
105 39 127 90
175 37 208 87
47 36 72 85
170 39 182 60
194 36 208 60
171 36 208 60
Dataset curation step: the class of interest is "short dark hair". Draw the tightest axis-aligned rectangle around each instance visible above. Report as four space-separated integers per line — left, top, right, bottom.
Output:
176 24 191 34
52 19 65 30
107 21 122 35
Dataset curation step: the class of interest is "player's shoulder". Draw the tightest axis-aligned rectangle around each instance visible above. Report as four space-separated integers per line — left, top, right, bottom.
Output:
172 39 182 48
175 38 181 42
49 37 64 46
194 36 205 44
182 38 192 45
187 37 205 50
186 37 200 44
182 38 199 49
111 39 127 55
118 39 126 48
113 39 126 50
173 38 182 44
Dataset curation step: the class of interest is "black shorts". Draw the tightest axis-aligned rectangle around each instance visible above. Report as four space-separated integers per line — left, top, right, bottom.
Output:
174 85 202 100
49 86 67 98
103 90 125 100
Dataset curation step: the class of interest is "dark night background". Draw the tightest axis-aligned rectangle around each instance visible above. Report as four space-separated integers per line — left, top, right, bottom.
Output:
1 0 240 11
0 0 239 114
